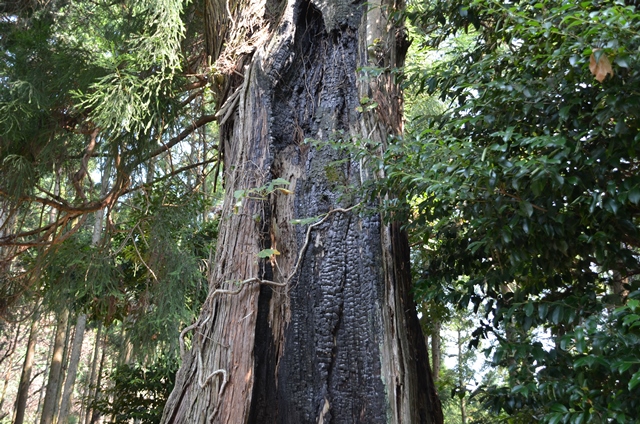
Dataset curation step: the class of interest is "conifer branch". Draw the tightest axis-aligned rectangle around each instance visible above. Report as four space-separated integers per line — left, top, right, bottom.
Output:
142 114 217 163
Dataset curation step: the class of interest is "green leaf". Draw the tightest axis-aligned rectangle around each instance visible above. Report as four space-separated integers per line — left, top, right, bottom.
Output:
551 306 563 325
629 371 640 390
628 187 640 205
548 413 563 424
574 356 594 368
539 303 549 320
270 178 291 186
615 57 629 68
257 249 280 258
521 201 534 217
525 301 534 317
622 314 640 327
550 403 569 413
511 384 529 395
616 361 636 373
574 328 586 353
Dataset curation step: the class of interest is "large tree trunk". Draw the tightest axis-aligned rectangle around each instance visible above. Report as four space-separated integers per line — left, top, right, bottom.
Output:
14 309 39 424
40 308 69 424
161 0 442 422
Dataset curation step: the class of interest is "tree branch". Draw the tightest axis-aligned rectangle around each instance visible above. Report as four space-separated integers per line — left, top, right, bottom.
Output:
142 114 217 163
122 157 218 196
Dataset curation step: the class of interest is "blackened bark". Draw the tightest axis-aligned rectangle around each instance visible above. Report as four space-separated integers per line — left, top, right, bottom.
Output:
161 0 442 421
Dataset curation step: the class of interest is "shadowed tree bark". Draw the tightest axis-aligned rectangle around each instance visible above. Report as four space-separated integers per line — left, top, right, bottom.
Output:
161 0 443 421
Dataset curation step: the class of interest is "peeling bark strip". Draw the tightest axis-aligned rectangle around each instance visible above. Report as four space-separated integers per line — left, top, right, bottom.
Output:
161 0 443 421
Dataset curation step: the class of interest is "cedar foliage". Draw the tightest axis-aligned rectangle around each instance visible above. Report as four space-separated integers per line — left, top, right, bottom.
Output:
0 0 216 352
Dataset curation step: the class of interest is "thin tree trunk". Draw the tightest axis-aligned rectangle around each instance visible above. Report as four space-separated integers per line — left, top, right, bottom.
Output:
161 0 442 421
37 167 65 424
457 328 466 424
0 322 20 414
81 324 102 424
53 313 73 421
89 339 107 424
40 308 69 424
14 309 40 424
77 165 109 424
431 320 441 383
37 325 56 420
117 323 133 366
57 313 87 423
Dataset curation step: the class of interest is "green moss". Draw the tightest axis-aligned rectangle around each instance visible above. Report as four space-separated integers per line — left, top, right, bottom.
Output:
324 163 344 184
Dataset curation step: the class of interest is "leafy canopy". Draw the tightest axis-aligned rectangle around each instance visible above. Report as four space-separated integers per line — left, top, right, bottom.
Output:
392 0 640 422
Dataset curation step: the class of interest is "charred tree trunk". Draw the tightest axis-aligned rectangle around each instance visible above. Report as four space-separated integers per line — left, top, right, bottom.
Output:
162 0 442 422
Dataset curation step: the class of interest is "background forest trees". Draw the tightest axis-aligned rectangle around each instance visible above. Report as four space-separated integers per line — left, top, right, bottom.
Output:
1 0 640 422
1 0 217 422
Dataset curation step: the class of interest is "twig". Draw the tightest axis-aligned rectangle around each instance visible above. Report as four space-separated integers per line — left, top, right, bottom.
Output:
287 204 360 284
121 158 218 196
142 114 217 163
131 226 158 282
215 85 242 125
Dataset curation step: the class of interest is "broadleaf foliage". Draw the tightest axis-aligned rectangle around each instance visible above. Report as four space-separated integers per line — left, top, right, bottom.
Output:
393 0 640 421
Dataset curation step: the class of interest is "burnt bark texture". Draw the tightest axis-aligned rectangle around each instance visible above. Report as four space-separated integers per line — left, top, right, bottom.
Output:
161 0 443 421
